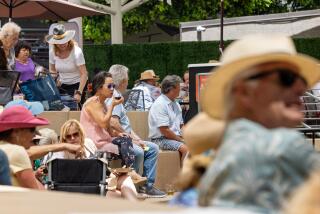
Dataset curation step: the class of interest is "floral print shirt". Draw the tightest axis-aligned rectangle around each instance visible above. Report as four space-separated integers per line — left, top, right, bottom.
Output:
198 119 320 212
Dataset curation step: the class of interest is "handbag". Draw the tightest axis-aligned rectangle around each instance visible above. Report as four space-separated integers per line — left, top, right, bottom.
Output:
20 73 64 111
0 70 20 105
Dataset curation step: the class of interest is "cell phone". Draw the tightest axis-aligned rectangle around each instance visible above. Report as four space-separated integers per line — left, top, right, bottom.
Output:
115 96 122 100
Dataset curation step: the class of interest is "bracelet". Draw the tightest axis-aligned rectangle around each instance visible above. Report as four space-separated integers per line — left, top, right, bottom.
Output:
75 90 82 96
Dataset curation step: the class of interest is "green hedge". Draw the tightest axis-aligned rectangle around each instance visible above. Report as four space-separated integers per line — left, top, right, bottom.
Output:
83 38 320 87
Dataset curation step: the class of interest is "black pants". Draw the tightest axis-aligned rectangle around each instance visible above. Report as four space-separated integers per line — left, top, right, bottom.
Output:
60 82 86 105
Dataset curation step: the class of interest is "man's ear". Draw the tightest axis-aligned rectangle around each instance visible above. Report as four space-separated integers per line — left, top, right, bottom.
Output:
232 80 254 108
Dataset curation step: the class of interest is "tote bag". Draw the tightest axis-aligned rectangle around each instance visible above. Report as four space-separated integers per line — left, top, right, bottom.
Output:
20 74 64 110
0 70 20 105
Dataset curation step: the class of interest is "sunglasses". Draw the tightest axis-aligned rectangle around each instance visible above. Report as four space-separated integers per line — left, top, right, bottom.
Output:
65 132 80 140
105 83 116 90
246 68 306 87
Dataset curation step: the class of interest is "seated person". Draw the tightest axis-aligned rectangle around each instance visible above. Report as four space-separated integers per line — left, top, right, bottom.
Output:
44 119 137 201
132 69 161 111
80 71 144 182
14 41 36 82
4 100 82 161
148 75 189 166
108 64 165 197
0 106 48 189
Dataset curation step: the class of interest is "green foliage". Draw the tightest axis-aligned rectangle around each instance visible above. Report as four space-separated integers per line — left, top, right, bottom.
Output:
83 38 320 87
82 0 320 44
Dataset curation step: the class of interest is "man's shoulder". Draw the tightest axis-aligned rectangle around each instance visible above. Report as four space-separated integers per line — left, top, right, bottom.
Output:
223 119 305 150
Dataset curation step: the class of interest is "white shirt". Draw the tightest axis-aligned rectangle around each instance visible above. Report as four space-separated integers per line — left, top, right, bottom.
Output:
49 45 85 85
148 94 183 139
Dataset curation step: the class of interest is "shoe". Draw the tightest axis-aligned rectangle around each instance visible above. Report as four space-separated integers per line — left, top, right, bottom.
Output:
139 186 166 198
128 170 147 186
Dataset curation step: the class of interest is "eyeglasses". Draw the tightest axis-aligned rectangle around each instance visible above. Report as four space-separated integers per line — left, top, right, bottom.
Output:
65 132 80 140
105 83 116 90
246 68 306 87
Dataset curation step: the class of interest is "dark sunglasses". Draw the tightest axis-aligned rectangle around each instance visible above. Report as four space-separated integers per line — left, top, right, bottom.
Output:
65 132 80 140
246 68 306 87
105 83 116 89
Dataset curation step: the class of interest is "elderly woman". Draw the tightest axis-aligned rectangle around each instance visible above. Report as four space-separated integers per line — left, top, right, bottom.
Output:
45 119 137 200
0 106 48 189
0 22 21 70
46 24 88 104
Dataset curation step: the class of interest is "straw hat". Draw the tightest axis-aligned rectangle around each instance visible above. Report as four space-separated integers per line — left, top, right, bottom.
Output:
183 112 225 155
45 24 75 45
140 70 160 81
0 106 49 132
201 34 320 120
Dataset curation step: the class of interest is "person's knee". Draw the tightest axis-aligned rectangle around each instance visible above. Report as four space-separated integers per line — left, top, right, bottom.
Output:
134 145 144 159
179 144 189 154
147 142 159 155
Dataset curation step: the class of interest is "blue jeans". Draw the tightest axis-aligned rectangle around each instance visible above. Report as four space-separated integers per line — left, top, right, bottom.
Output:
133 141 159 188
0 149 11 185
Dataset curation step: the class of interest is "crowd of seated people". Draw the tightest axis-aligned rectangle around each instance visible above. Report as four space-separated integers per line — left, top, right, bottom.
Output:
3 18 320 214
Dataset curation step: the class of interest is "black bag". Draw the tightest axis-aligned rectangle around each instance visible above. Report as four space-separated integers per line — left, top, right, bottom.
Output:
20 74 64 110
0 70 20 105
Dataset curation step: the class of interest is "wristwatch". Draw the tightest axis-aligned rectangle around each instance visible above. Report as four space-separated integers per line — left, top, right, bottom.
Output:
75 90 82 96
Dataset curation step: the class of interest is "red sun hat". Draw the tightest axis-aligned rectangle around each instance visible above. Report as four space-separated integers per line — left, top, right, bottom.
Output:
0 106 49 132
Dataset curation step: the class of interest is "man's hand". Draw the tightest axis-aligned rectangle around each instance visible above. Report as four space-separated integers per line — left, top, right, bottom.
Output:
132 138 146 148
118 132 130 138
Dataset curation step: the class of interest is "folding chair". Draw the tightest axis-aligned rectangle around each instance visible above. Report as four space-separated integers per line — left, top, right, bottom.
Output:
0 70 20 105
45 158 108 196
124 89 145 111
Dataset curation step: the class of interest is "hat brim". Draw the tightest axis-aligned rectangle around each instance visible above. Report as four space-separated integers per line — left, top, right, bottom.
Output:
0 117 49 132
140 76 160 81
201 53 320 120
27 101 44 115
46 30 75 45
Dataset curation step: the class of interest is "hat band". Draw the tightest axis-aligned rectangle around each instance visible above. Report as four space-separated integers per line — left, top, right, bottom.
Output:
53 32 68 40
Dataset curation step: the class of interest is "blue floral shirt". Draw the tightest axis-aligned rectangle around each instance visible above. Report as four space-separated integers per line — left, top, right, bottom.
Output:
198 119 320 212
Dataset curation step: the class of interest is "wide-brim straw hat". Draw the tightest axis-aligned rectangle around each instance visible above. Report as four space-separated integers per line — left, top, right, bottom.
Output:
140 69 160 81
201 34 320 120
0 106 49 132
45 24 75 45
183 112 225 155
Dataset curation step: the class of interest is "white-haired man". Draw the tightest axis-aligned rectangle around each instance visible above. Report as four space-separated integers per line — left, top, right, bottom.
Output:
107 64 165 198
192 35 320 212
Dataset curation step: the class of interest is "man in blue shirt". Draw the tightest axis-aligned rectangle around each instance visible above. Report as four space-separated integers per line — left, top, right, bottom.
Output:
107 65 165 198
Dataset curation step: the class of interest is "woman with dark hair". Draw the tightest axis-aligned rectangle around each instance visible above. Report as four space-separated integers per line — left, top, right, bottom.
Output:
14 41 36 82
0 106 49 189
80 71 146 183
80 72 134 165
